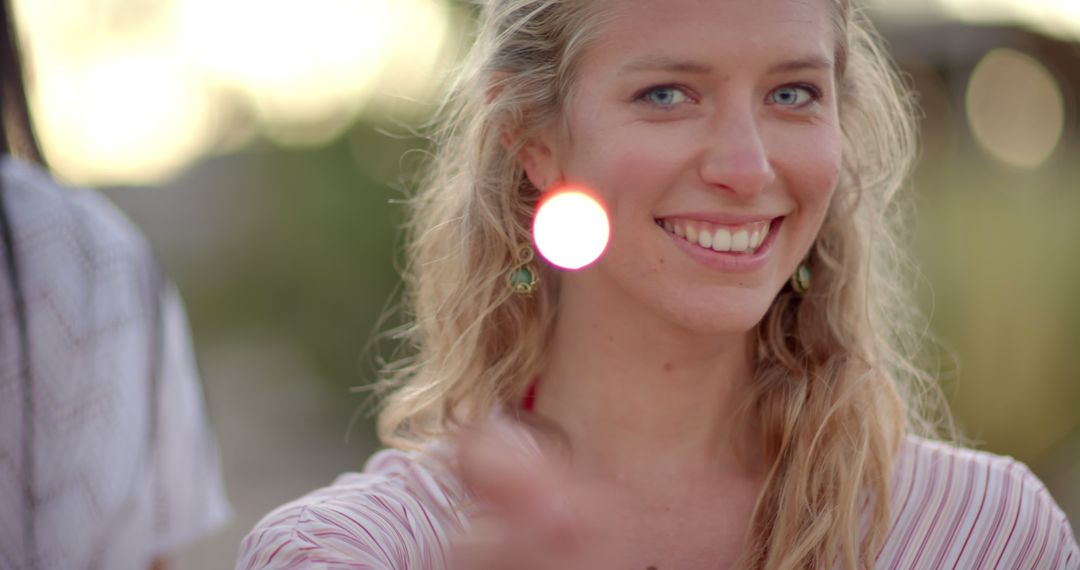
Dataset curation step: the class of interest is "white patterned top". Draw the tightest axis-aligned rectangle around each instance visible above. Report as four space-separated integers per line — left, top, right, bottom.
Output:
0 157 231 570
237 428 1078 569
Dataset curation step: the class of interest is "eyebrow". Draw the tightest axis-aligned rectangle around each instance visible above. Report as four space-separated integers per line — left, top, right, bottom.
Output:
766 55 834 74
617 55 834 76
617 56 713 76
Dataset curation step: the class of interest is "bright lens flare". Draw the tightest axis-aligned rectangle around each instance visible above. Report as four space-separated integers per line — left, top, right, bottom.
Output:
532 187 610 270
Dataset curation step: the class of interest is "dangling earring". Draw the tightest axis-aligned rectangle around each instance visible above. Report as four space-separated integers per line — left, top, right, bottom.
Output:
508 244 540 294
790 262 811 296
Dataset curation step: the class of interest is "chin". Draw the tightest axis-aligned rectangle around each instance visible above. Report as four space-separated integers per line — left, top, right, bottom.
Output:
663 287 779 336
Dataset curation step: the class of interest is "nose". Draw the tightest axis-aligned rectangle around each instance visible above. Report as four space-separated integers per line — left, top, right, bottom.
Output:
697 103 776 198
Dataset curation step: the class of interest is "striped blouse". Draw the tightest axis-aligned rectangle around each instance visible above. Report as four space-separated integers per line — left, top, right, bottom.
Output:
237 432 1079 569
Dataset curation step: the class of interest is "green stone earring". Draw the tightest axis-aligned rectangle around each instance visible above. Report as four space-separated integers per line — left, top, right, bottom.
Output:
508 244 540 294
790 262 811 296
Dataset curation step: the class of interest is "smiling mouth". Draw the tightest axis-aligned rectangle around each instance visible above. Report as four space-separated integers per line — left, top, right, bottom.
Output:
654 217 779 255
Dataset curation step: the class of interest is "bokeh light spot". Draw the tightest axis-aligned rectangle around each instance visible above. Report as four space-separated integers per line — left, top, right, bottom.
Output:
965 48 1065 169
34 48 213 185
532 187 610 270
14 0 450 185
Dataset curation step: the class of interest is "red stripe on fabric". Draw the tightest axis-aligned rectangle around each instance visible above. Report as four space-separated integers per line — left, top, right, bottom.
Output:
1029 495 1054 568
910 453 957 567
1012 487 1046 565
877 441 922 561
889 445 944 570
929 452 978 569
351 510 396 564
416 502 449 567
952 460 993 569
972 461 1018 568
266 542 288 564
991 475 1025 569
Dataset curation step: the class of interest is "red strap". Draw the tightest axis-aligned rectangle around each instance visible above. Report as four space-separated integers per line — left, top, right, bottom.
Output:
521 377 539 412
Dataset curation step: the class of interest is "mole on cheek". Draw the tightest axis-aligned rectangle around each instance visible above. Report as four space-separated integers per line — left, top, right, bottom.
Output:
661 362 672 372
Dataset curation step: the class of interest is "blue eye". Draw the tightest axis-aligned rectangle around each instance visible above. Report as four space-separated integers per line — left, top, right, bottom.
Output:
640 85 690 107
769 85 819 107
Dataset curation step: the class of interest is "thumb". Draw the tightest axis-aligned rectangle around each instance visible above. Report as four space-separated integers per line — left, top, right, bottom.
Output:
456 419 579 548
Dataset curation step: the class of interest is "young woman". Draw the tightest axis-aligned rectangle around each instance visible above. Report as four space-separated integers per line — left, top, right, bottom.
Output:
237 0 1079 568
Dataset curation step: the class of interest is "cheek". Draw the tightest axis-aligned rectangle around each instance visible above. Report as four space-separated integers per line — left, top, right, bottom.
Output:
566 124 695 221
777 128 842 213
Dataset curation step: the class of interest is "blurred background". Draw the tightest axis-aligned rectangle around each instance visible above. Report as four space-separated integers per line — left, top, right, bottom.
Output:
8 0 1079 564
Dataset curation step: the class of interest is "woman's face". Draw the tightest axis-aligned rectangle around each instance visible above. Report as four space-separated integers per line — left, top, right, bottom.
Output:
527 0 842 335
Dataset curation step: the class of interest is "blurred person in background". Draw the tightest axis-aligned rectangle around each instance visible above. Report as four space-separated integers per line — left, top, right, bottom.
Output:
238 0 1079 568
0 0 231 568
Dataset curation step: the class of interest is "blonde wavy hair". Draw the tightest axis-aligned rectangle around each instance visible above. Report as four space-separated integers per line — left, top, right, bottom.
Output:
374 0 957 567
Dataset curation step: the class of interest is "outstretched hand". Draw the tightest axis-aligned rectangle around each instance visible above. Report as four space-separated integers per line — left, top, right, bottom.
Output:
451 417 615 570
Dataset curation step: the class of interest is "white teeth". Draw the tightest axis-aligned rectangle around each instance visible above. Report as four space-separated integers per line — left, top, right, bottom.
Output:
698 229 712 248
711 228 732 252
660 219 772 254
750 229 762 249
731 230 749 252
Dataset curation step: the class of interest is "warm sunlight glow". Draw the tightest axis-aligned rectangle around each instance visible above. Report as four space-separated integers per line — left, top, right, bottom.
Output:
33 48 213 185
176 0 450 146
533 188 611 271
13 0 451 185
936 0 1080 41
865 0 1080 42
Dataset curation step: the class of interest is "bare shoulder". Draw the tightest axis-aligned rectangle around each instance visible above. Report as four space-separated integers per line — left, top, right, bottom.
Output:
876 434 1079 568
236 447 469 570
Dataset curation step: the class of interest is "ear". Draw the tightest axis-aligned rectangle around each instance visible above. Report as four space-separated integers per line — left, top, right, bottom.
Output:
503 129 563 193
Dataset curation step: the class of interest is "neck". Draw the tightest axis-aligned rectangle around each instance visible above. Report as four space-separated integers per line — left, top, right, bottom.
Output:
532 276 764 490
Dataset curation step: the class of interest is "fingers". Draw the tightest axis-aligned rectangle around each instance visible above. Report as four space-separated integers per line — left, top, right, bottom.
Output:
460 422 577 533
454 418 584 565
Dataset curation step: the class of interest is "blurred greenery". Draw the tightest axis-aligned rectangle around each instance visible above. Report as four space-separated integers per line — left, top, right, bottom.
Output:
158 124 421 415
913 144 1080 463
